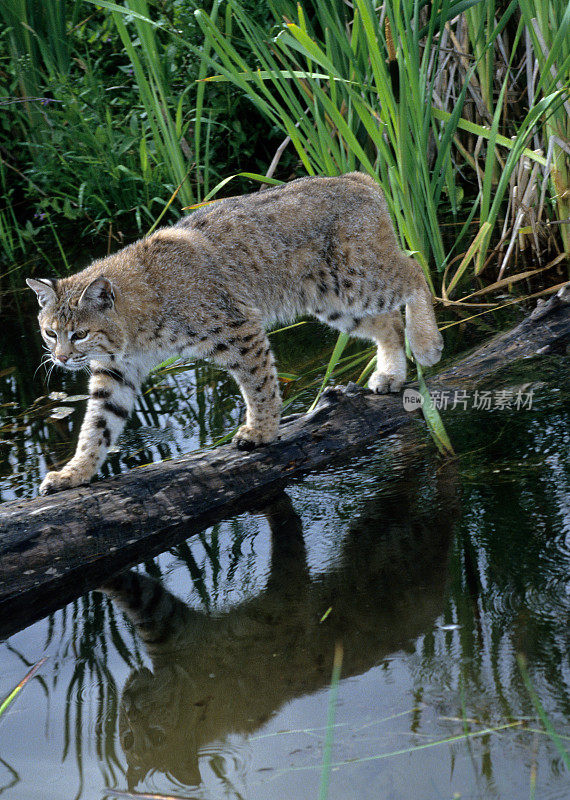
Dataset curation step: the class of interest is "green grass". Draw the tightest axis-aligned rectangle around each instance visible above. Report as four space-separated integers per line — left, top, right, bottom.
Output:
193 0 568 286
0 0 285 269
0 0 172 239
1 0 567 290
106 0 195 210
519 0 570 254
0 657 47 719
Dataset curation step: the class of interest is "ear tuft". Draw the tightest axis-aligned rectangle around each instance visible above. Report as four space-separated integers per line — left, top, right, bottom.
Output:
78 277 115 310
26 278 57 308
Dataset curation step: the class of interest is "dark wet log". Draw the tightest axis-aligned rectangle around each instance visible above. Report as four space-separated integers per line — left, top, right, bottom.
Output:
0 286 568 635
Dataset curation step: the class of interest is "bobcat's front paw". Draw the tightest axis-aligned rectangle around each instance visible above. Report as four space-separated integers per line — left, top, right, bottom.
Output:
368 370 405 394
40 469 88 495
233 424 278 451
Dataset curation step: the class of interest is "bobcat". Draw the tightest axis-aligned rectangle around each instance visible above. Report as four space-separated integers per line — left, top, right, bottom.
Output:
100 467 457 790
27 173 443 494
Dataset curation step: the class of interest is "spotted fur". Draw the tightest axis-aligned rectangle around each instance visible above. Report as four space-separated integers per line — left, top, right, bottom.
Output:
27 173 443 494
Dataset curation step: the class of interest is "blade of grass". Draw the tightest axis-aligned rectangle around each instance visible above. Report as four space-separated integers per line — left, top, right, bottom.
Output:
445 221 492 298
0 658 47 718
318 641 343 800
146 166 194 236
308 332 350 411
416 362 455 456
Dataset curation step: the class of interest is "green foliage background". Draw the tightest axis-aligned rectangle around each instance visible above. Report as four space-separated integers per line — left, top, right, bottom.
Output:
0 0 568 297
0 1 290 254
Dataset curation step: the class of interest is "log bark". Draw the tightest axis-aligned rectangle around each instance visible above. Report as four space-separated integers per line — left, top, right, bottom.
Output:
0 286 568 636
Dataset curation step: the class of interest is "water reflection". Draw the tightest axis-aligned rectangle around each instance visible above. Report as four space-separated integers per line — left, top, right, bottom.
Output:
1 416 569 799
1 301 569 799
100 462 459 792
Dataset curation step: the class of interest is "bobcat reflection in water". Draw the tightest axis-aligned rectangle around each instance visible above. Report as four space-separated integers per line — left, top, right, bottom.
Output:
100 463 459 791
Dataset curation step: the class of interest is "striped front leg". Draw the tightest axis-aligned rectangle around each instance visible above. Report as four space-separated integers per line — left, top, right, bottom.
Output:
39 366 138 495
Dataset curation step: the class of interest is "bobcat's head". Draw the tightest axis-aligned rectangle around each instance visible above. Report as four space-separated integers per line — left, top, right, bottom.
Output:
118 665 203 790
27 276 125 369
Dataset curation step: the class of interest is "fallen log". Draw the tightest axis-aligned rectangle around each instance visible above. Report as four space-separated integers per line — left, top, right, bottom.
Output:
0 286 568 636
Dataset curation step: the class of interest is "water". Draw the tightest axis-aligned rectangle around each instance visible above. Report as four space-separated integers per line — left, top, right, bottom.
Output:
1 298 569 800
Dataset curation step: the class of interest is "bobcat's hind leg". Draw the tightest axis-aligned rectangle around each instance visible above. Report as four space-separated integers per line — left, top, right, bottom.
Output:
352 311 407 394
403 262 444 367
212 322 281 450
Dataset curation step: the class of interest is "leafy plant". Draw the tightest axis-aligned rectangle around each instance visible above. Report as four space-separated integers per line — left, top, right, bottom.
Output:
0 0 287 268
195 0 569 288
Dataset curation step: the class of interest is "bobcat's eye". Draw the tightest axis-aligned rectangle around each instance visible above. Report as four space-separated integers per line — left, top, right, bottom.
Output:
71 330 89 342
44 328 56 339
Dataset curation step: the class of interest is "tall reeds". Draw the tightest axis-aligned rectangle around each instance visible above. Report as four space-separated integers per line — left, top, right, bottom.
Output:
194 0 569 294
2 1 567 290
107 0 195 209
519 0 570 255
0 0 197 249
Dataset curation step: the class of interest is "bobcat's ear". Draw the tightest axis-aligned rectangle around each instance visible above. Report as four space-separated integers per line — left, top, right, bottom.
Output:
79 276 115 310
26 278 57 308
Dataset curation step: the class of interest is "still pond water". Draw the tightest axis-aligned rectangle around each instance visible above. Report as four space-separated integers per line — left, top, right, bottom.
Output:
0 295 569 800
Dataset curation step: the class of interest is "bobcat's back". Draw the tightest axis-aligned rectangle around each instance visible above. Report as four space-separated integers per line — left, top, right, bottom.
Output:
169 172 399 322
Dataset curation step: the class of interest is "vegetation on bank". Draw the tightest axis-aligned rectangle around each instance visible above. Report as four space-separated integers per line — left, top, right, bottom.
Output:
199 0 570 293
0 0 568 296
0 0 282 270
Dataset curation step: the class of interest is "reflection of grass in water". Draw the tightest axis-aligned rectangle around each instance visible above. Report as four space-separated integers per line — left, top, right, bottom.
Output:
264 714 570 792
49 513 256 787
32 587 147 795
318 642 343 800
518 655 570 769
